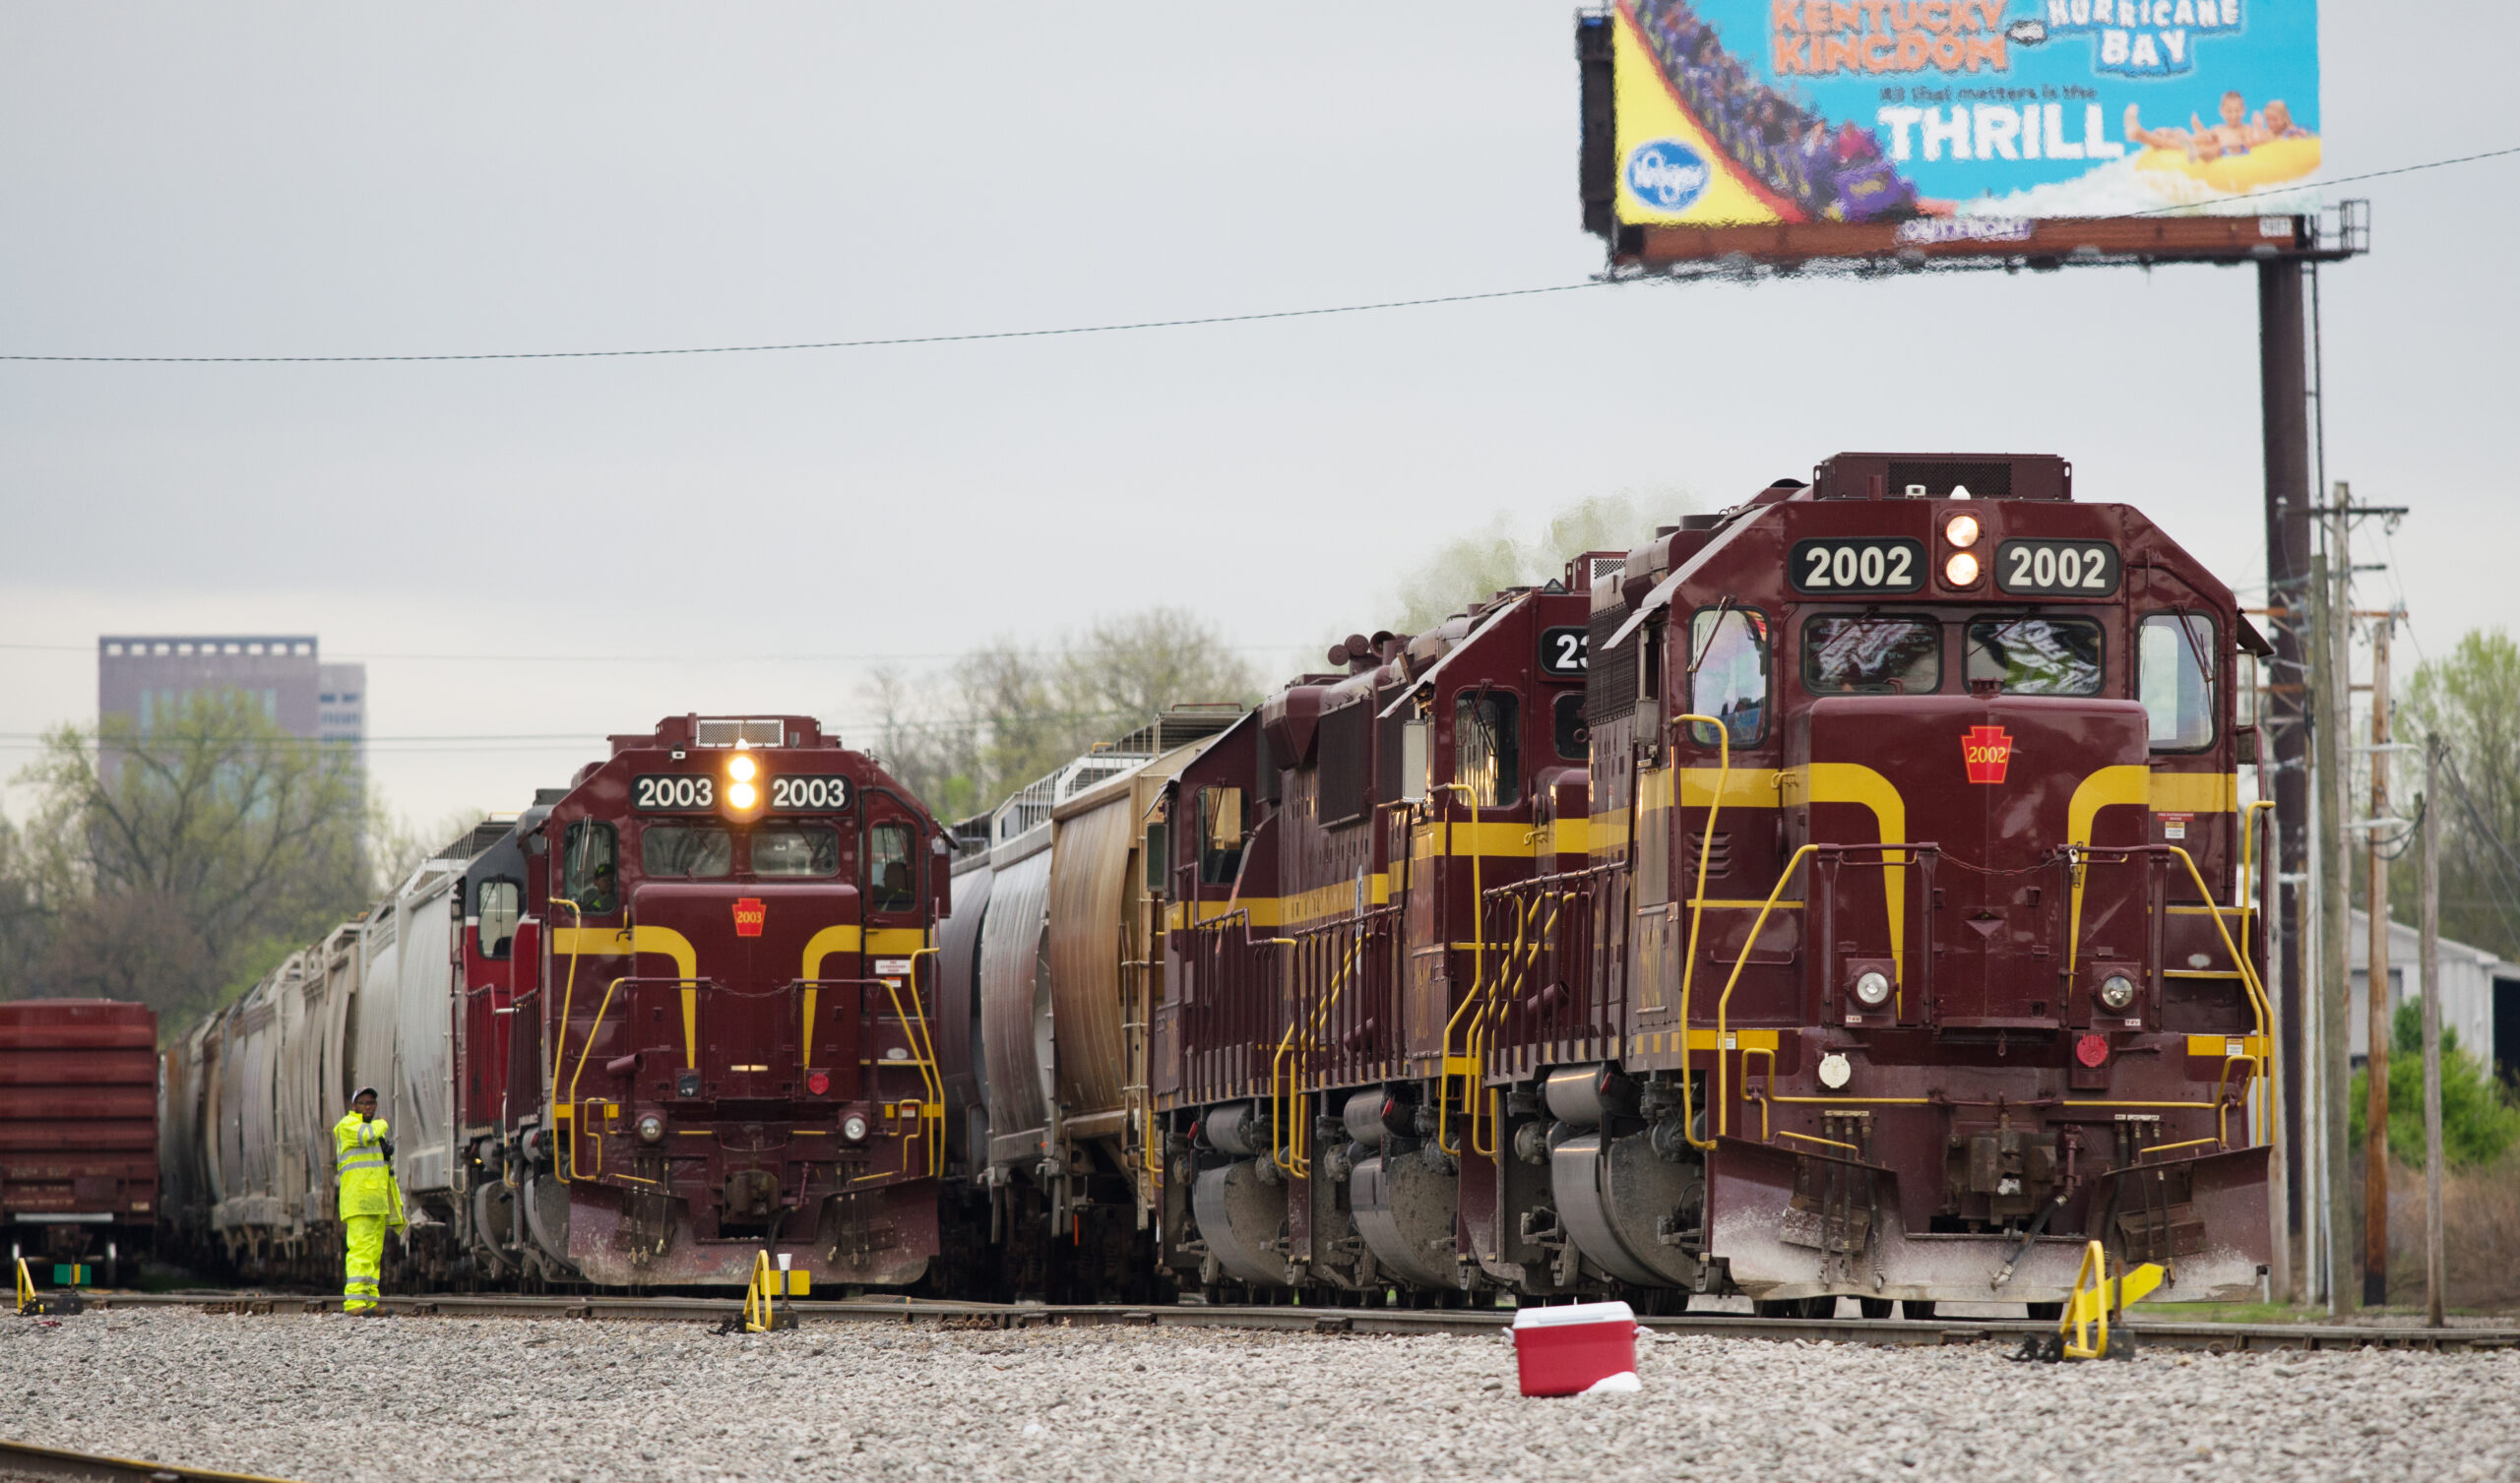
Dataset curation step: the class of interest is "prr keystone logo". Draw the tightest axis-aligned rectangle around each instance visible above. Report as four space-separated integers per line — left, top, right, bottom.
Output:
732 896 767 937
1963 725 2014 784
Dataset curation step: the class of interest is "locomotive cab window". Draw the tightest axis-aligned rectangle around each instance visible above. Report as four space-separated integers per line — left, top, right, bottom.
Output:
2140 613 2217 750
754 824 840 878
1802 614 1941 695
642 824 732 879
475 879 521 958
1197 786 1244 887
1552 691 1588 761
1454 692 1520 808
560 820 619 914
868 823 916 912
1687 607 1769 747
1965 616 2103 697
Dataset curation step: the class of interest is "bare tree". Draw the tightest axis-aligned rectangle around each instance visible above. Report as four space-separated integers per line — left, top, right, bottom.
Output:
13 688 373 1026
1385 490 1690 635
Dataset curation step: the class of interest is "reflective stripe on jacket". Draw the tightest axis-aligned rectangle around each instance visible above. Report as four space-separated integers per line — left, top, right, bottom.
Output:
334 1111 398 1217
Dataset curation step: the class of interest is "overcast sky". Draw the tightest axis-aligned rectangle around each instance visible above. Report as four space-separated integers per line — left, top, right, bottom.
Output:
3 3 2511 834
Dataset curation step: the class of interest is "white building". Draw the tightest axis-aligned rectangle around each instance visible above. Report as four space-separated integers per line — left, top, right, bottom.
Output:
2345 909 2517 1079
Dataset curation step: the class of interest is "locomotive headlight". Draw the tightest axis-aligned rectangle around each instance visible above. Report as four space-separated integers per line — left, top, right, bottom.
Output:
1944 551 1980 586
1852 970 1893 1008
1943 513 1981 549
726 753 758 783
636 1113 664 1143
727 780 758 810
841 1113 869 1142
2098 973 2139 1013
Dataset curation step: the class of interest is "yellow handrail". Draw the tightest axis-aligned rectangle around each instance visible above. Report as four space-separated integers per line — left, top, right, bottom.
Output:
1432 782 1483 1159
884 945 948 1180
1668 714 1731 1151
2163 845 2272 1137
1271 930 1370 1177
1714 843 1819 1137
559 975 628 1183
545 897 585 1101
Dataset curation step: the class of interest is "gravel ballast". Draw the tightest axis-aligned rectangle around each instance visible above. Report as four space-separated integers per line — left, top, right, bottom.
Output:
4 1309 2514 1482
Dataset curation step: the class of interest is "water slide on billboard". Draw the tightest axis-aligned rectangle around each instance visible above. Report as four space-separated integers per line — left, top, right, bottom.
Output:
1613 0 2320 230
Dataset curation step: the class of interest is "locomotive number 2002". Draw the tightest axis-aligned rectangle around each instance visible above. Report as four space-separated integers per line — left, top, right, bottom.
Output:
1789 538 1926 594
769 775 852 811
1993 539 2120 595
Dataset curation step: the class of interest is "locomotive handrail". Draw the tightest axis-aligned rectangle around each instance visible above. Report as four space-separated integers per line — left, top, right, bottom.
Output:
558 974 704 1183
1270 928 1372 1177
1433 782 1483 1160
545 897 585 1103
1670 713 1731 1152
882 949 948 1180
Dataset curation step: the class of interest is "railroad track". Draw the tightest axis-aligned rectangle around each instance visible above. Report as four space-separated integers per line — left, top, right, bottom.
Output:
0 1439 299 1483
75 1290 2520 1352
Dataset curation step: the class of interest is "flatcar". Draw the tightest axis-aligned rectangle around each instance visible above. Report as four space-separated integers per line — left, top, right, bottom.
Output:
1152 451 2275 1313
165 714 952 1290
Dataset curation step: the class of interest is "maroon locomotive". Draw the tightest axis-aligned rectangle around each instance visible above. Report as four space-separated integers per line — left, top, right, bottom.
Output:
1153 452 2273 1314
168 713 953 1292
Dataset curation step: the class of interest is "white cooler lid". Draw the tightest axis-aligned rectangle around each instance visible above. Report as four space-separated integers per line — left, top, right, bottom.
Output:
1511 1300 1636 1329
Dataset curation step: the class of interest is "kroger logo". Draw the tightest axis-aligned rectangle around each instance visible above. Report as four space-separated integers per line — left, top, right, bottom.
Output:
1624 140 1709 212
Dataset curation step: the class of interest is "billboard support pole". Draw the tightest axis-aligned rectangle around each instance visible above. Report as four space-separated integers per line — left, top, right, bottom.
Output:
2257 256 2314 1304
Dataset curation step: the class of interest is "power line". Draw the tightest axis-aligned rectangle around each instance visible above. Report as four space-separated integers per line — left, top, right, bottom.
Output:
0 282 1614 364
0 641 1312 662
0 140 2509 366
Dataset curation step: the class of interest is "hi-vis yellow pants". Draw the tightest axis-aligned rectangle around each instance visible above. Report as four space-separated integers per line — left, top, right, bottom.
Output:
344 1214 386 1313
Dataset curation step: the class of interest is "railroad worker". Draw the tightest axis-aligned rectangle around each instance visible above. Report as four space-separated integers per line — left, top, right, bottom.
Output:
334 1086 406 1315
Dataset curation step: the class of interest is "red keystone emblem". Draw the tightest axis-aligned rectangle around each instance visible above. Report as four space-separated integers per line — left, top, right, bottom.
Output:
732 897 767 938
1962 725 2013 784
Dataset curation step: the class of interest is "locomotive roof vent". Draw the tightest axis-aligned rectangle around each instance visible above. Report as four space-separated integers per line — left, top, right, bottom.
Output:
1812 452 2072 503
694 717 786 748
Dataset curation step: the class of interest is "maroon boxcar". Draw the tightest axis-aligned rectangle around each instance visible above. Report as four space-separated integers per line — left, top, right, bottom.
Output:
1159 452 2275 1315
0 1000 158 1281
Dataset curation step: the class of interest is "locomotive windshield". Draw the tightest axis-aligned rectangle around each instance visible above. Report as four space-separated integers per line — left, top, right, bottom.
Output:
642 824 732 878
1802 614 1941 695
1964 616 2103 696
562 820 619 912
868 822 916 910
755 824 841 878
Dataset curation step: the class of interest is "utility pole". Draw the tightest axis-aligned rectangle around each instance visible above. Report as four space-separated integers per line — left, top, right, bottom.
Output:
2421 739 2445 1329
2310 542 2353 1312
2258 256 2315 1304
2363 611 2393 1308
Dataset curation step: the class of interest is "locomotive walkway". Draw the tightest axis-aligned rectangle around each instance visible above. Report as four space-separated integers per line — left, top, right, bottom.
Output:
80 1290 2520 1352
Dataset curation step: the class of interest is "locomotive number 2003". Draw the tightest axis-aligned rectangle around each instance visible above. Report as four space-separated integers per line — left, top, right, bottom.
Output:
1789 538 1926 594
1993 539 2120 595
632 774 717 812
769 775 851 811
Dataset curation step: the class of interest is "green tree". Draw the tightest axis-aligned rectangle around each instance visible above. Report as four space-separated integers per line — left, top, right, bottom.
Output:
864 606 1259 821
11 688 374 1026
2398 629 2520 958
1383 490 1688 635
2350 1000 2520 1170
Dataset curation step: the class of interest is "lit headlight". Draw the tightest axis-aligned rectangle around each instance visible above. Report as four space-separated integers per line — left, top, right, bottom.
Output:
1943 513 1981 549
636 1114 664 1143
727 780 758 810
727 753 758 783
841 1114 869 1142
1852 970 1893 1008
2097 974 2138 1013
1944 552 1980 586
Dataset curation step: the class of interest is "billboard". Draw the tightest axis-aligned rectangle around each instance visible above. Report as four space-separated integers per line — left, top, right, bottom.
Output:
1610 0 2320 230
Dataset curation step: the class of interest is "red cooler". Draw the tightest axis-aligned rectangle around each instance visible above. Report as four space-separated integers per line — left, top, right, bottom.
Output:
1510 1301 1641 1396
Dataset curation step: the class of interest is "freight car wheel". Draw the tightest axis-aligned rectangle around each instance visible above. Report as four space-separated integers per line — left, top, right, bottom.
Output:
1858 1298 1895 1320
2026 1302 2064 1322
1902 1300 1937 1320
1753 1297 1835 1319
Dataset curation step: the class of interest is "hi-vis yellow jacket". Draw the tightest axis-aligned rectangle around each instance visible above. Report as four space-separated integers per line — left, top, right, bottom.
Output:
334 1110 403 1224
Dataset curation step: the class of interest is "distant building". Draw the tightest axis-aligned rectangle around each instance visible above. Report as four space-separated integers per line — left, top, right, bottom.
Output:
96 636 366 780
2346 909 2517 1082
